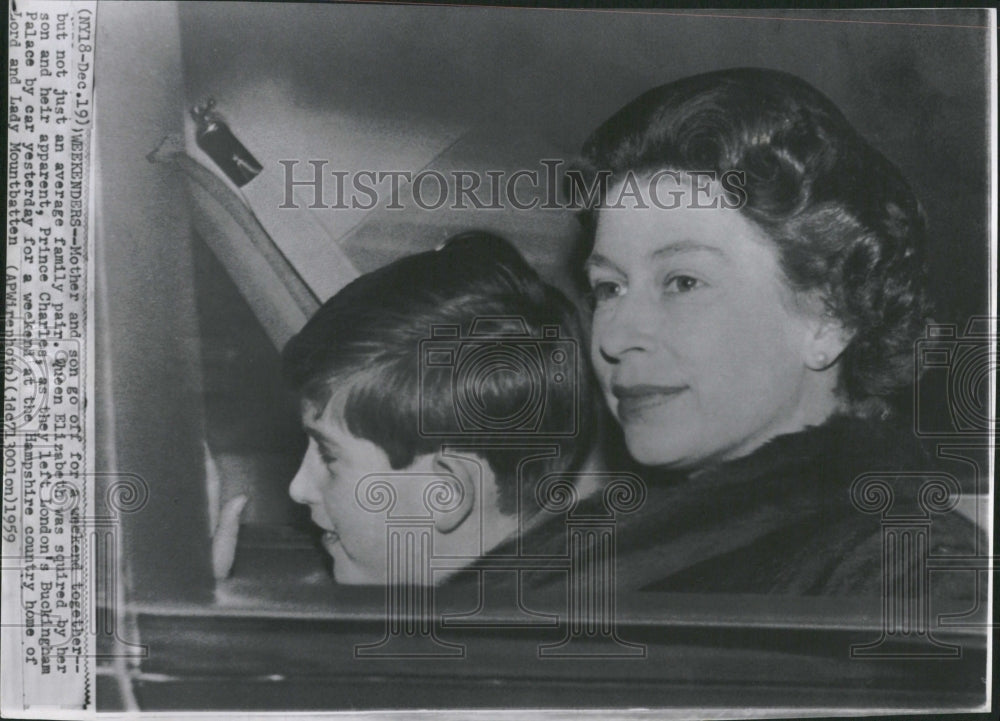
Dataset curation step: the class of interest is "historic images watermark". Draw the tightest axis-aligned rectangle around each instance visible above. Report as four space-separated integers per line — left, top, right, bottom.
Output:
850 317 997 659
278 161 748 213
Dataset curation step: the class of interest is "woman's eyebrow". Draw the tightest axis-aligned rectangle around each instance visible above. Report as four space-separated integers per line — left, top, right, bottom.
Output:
650 241 726 261
583 252 623 274
586 242 726 273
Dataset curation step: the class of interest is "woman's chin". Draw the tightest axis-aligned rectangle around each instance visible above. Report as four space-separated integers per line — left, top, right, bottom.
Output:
620 418 726 469
622 419 784 470
622 428 690 468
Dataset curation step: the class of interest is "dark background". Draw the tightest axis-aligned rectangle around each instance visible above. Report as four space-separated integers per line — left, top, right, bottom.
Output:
180 5 991 322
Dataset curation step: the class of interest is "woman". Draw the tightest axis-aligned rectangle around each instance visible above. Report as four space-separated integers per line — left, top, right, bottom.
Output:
568 68 982 596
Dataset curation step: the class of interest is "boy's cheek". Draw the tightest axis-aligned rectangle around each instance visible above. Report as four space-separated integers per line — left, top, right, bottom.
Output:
331 550 387 586
327 530 388 583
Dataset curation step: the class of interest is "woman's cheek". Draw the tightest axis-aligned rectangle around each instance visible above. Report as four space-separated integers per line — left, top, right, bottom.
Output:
589 336 614 388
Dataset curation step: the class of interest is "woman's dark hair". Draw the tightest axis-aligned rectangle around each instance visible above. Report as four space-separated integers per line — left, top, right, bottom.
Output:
573 67 931 418
282 231 591 514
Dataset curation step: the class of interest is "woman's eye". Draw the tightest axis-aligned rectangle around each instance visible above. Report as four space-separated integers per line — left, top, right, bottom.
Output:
664 275 702 294
589 280 625 305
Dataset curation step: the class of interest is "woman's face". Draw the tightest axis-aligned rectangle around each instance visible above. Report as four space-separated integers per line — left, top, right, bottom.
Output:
587 176 832 469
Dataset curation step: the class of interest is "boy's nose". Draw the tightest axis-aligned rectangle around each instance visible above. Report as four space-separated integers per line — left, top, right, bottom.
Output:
288 462 318 505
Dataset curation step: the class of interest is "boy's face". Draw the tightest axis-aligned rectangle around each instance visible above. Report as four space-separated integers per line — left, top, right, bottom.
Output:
288 391 436 585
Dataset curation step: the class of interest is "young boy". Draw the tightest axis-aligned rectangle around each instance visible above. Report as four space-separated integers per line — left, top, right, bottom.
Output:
283 232 591 585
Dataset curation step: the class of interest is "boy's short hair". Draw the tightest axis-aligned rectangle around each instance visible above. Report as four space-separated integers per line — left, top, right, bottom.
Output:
282 231 592 515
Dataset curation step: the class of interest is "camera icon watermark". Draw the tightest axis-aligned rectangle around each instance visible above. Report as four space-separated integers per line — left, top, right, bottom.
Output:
914 318 996 438
418 316 579 437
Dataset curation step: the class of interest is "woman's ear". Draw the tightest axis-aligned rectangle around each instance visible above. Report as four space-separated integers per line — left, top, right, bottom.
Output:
429 451 479 534
805 312 852 371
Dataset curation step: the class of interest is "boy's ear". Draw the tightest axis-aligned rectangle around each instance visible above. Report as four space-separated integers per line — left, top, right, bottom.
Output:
429 451 478 534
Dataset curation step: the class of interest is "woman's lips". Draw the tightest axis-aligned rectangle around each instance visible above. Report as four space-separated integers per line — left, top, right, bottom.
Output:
612 383 688 422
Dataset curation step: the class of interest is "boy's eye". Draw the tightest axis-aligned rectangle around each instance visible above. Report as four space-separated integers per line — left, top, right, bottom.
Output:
664 274 702 294
310 440 338 468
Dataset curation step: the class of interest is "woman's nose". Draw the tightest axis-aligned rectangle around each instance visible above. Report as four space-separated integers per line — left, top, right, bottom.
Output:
594 294 656 363
288 459 319 505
